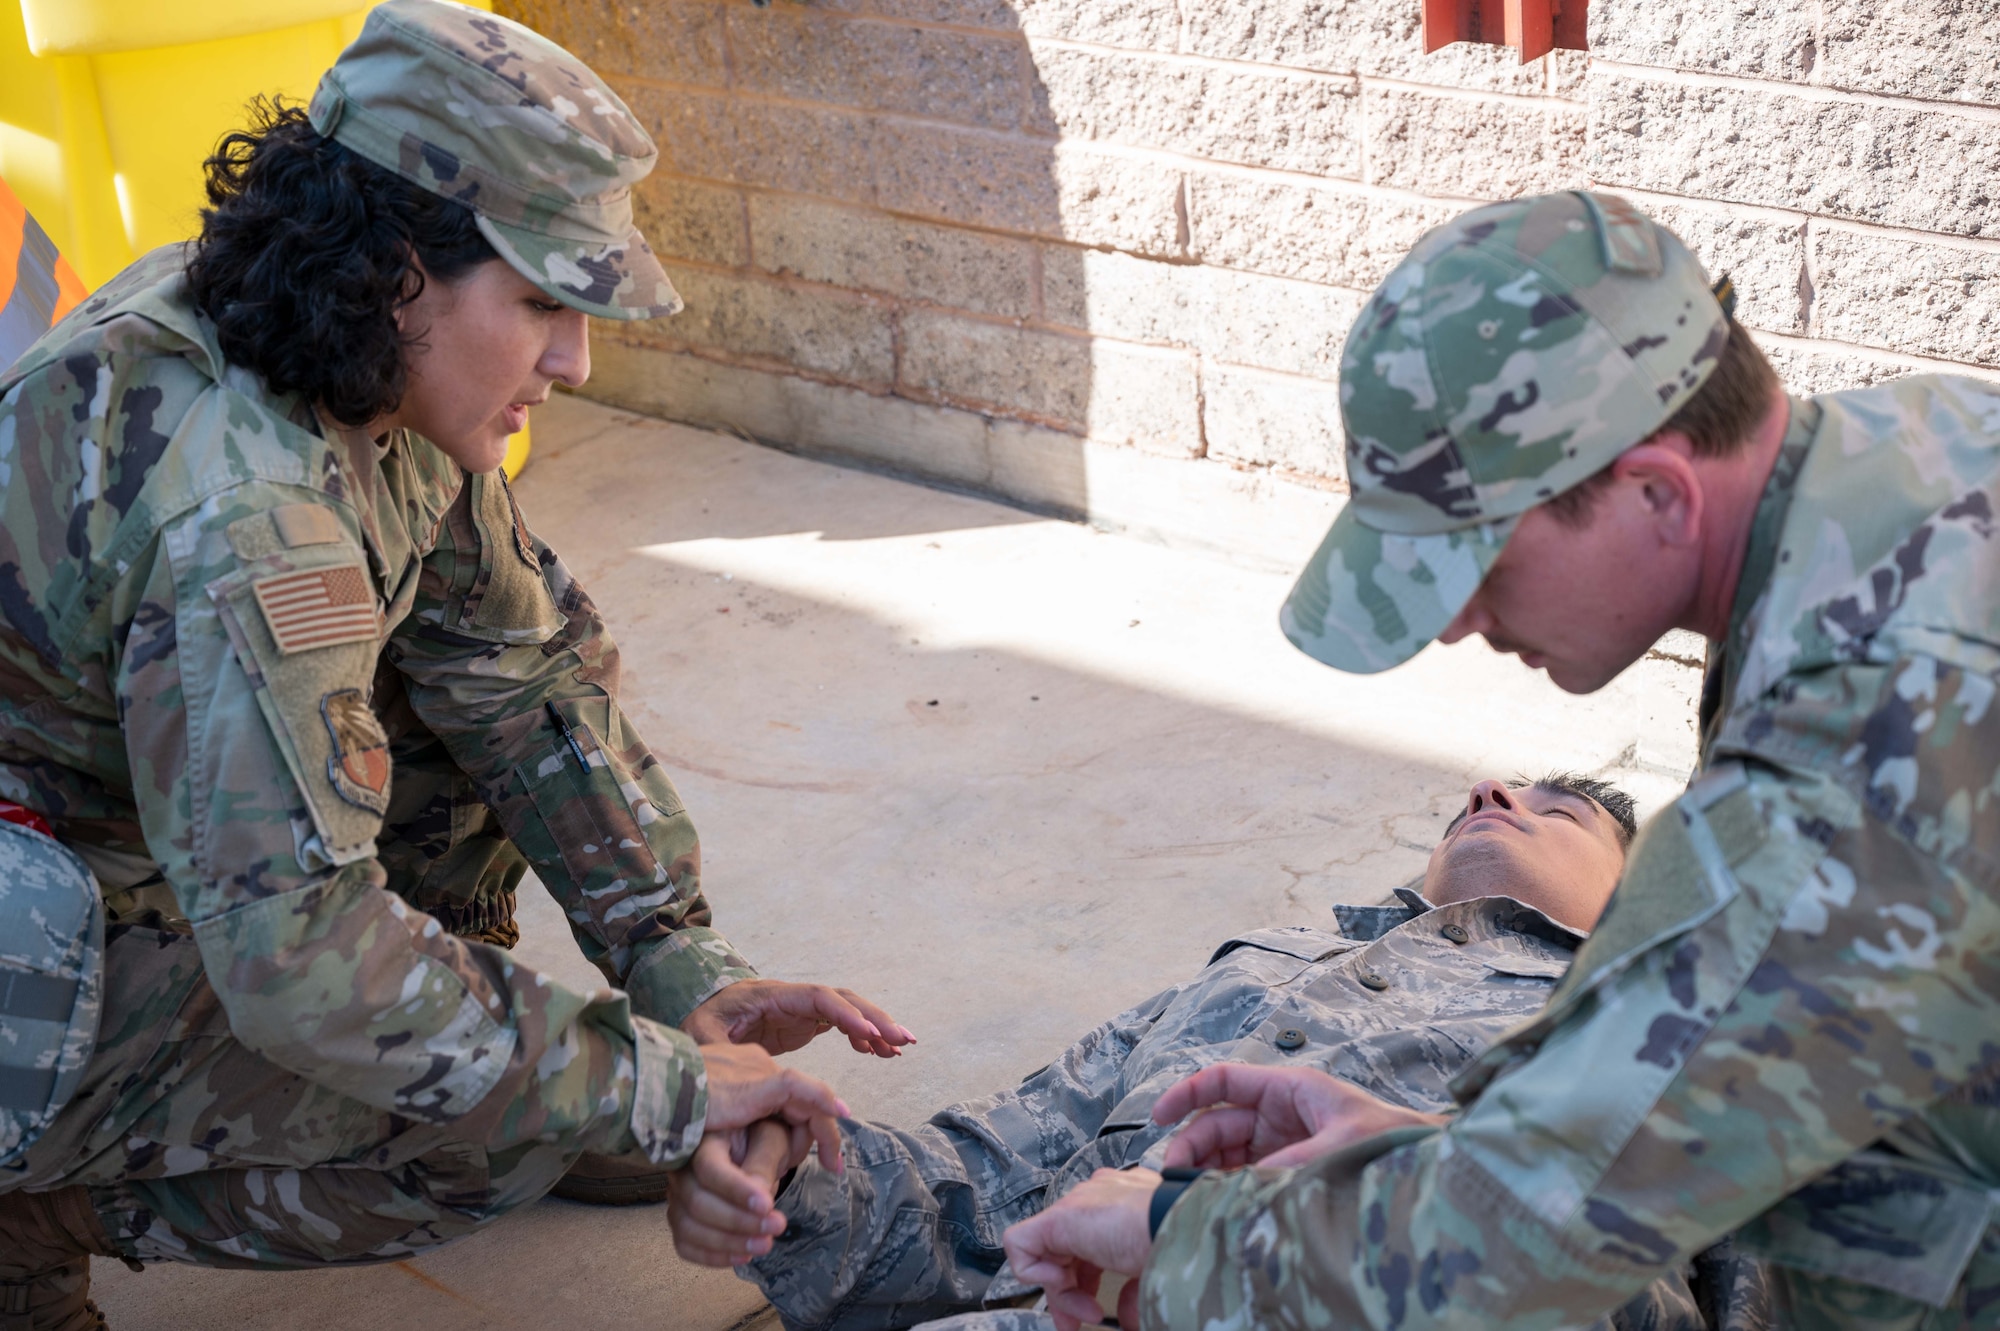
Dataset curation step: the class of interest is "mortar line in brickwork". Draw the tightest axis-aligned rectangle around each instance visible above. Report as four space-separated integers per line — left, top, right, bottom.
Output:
647 172 1052 253
655 253 904 307
1801 218 1820 338
614 337 900 400
1135 152 1490 208
1357 61 1371 186
709 0 1026 42
644 177 1432 299
718 8 736 91
1023 34 1579 110
613 77 1062 145
647 245 1298 352
1027 36 1370 92
1197 356 1350 390
1357 72 1585 112
646 171 1050 252
1597 184 1811 228
1190 356 1211 460
888 304 906 389
1755 328 2000 382
1603 183 2000 258
1805 215 2000 258
647 159 1490 251
1591 59 2000 124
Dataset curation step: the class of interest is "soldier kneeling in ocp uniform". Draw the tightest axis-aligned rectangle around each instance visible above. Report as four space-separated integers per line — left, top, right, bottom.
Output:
0 6 911 1327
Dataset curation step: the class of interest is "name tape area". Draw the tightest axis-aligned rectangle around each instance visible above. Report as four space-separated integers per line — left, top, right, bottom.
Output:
251 565 379 654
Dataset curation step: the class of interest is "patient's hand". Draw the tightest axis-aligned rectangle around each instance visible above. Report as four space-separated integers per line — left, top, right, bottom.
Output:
667 1118 811 1267
1156 1065 1446 1169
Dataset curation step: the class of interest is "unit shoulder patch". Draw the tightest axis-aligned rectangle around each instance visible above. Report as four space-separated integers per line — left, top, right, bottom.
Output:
251 564 378 654
321 688 390 812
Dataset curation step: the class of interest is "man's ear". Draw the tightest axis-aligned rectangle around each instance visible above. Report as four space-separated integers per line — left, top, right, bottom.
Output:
1610 435 1704 548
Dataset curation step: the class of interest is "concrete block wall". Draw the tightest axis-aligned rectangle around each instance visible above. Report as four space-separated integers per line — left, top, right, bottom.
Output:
1591 2 2000 398
496 0 2000 561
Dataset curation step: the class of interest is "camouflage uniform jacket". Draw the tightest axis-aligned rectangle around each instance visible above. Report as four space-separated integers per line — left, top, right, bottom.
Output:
0 250 755 1170
1143 375 2000 1328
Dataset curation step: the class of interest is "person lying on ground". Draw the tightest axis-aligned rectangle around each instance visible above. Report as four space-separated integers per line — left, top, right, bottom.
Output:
667 774 1769 1331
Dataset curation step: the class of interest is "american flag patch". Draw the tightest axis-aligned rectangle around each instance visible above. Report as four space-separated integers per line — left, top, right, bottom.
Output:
251 565 378 654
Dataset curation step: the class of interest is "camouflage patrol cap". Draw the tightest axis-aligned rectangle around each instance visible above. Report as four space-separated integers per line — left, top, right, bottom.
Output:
1280 191 1728 674
307 0 682 321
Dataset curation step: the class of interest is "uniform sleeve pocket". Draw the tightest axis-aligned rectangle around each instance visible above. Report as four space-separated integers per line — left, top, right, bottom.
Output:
211 553 386 868
513 697 681 899
1735 1151 1994 1306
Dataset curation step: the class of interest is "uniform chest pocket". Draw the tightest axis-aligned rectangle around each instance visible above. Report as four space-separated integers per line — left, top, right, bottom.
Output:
1205 927 1352 968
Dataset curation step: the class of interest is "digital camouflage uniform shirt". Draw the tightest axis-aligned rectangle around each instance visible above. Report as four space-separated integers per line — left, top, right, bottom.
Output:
747 893 1762 1331
1144 377 2000 1329
0 251 755 1257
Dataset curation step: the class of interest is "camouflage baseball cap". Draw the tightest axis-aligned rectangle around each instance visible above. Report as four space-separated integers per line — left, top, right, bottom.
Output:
307 0 682 321
1280 191 1727 674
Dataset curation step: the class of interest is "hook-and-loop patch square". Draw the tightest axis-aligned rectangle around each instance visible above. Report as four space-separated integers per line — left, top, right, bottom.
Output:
251 565 379 654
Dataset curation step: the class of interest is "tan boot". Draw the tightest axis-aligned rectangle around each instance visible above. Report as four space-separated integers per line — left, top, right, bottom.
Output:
0 1187 118 1331
548 1152 672 1206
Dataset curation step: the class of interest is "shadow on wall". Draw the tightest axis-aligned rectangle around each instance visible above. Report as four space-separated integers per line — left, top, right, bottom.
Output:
496 0 1110 536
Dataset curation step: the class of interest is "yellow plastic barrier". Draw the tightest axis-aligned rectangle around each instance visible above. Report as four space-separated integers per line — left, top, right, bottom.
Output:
0 0 531 476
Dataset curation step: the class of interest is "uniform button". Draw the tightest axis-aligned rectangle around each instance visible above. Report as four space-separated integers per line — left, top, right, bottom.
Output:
1274 1028 1307 1051
1441 924 1470 945
1358 971 1390 991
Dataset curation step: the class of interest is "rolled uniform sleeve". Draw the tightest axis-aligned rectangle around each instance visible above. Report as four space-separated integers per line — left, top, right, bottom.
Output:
385 471 756 1028
123 491 706 1167
1142 652 2000 1328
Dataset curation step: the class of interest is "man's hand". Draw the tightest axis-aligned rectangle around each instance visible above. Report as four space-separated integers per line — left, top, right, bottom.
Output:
1002 1168 1158 1331
1156 1064 1446 1169
684 978 915 1058
668 1119 804 1267
698 1039 848 1171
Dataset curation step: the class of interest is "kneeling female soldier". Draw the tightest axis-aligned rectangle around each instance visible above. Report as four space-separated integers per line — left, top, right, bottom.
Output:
0 4 904 1324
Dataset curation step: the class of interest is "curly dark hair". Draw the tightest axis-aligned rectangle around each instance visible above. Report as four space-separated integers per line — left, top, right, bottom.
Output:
186 99 498 428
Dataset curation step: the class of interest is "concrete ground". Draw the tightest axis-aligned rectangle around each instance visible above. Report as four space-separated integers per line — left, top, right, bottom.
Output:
94 393 1701 1329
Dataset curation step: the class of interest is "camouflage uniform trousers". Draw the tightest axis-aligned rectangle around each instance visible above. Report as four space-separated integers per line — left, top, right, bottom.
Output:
2 770 622 1269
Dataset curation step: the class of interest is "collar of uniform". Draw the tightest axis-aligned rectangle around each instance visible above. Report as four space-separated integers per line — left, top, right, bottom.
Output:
310 408 411 585
1432 895 1588 950
1700 394 1819 754
1360 894 1588 953
1330 885 1439 941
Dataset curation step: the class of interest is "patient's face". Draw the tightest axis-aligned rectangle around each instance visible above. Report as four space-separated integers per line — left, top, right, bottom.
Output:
1421 778 1626 931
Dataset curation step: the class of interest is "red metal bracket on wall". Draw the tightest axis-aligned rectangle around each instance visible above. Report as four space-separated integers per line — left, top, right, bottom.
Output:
1423 0 1587 62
